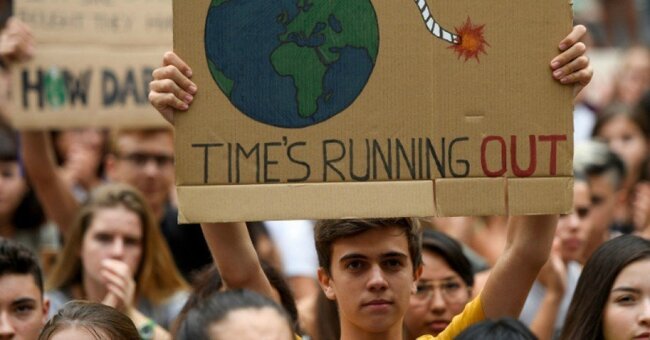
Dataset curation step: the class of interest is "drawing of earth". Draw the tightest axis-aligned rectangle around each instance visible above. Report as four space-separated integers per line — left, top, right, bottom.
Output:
205 0 379 128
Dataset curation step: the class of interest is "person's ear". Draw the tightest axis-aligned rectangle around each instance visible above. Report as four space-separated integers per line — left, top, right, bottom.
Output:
41 297 50 325
412 264 423 294
105 153 118 181
317 267 336 300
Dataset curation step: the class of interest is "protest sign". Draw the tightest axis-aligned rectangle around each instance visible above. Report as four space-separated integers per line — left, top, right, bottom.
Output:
174 0 574 222
10 0 171 128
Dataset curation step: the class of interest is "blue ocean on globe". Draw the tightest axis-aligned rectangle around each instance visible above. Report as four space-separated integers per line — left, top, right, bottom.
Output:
204 0 379 128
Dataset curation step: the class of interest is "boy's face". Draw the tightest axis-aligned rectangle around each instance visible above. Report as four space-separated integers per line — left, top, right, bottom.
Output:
0 274 49 340
318 226 421 334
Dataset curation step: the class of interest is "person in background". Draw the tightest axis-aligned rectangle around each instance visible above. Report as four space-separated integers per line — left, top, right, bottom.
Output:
592 103 649 233
38 301 140 340
21 127 213 281
561 235 650 340
608 47 650 106
45 184 188 339
0 238 49 340
520 174 592 339
176 289 295 340
0 124 55 257
171 262 301 337
404 229 475 339
573 141 626 262
51 128 108 201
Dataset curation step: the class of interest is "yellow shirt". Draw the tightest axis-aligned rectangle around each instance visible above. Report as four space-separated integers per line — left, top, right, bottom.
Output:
416 294 485 340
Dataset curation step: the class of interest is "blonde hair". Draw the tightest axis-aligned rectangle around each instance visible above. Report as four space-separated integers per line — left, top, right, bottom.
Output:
46 183 188 303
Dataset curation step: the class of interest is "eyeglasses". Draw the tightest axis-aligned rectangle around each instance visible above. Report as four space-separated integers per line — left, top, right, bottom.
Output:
411 279 468 304
118 153 174 169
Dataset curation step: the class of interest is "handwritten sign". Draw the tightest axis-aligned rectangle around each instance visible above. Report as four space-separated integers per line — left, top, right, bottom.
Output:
174 0 575 222
11 0 170 128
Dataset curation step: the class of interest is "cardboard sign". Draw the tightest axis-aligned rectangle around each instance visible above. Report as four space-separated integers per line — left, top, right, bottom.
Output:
10 0 171 128
174 0 574 222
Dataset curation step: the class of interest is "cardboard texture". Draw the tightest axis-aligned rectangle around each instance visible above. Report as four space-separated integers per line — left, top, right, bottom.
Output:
174 0 574 222
10 0 171 128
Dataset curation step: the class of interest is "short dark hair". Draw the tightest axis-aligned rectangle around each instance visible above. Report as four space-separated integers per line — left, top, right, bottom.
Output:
315 218 422 276
561 235 650 340
38 301 139 340
176 289 293 340
421 229 474 287
574 141 626 191
455 318 537 340
0 238 44 294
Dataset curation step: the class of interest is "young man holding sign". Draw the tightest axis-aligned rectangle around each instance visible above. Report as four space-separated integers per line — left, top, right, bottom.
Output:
149 26 592 339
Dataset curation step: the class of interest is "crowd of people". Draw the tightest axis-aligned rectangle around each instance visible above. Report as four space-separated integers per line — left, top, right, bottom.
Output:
0 5 649 340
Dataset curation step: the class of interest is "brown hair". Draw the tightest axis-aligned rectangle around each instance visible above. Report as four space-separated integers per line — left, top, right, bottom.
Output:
593 102 650 140
109 128 173 155
39 301 140 340
314 218 422 276
46 183 188 303
561 235 650 340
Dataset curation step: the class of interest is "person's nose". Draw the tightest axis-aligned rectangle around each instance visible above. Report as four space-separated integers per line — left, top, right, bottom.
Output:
639 298 650 327
366 264 388 291
109 238 125 259
430 287 447 314
568 212 580 232
0 311 16 339
142 158 160 177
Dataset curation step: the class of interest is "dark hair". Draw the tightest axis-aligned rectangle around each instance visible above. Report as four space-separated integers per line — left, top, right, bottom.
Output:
421 229 474 287
38 301 139 340
574 141 626 191
593 102 650 140
0 238 43 294
172 261 300 336
455 317 538 340
0 125 45 230
561 235 650 340
315 218 422 275
176 289 294 340
315 288 340 340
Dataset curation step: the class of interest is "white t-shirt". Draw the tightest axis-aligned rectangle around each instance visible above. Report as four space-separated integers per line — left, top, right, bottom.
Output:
265 220 318 278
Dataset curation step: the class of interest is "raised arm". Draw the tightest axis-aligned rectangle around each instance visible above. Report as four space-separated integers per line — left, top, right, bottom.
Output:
200 223 276 300
149 52 275 301
20 131 80 236
481 214 558 318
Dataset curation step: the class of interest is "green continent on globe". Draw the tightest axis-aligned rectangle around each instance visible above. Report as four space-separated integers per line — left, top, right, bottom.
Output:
272 42 326 118
270 0 378 118
210 0 229 7
208 60 234 97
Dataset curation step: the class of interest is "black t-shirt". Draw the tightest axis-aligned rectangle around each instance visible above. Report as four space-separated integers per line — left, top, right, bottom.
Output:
159 204 212 281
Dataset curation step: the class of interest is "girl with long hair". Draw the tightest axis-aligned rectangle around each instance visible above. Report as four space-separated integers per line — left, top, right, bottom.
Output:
45 183 188 339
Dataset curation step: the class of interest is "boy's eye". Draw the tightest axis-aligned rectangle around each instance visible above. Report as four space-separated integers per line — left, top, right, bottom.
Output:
345 260 365 271
383 258 403 269
14 303 35 316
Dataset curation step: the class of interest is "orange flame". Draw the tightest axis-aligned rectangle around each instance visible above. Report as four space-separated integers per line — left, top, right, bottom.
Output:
448 17 489 62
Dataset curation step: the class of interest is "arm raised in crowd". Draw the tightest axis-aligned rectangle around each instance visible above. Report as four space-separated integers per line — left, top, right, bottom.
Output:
200 223 276 300
20 130 80 236
149 54 278 302
481 214 559 319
